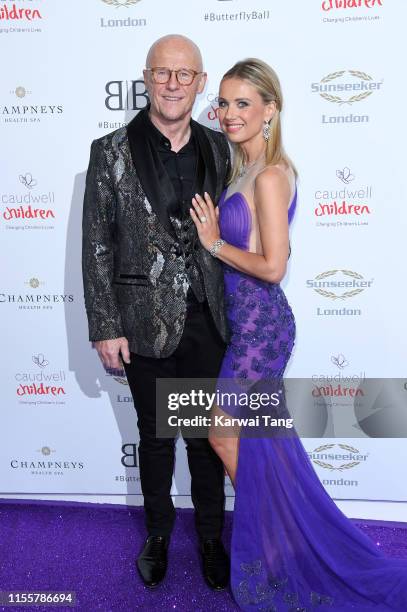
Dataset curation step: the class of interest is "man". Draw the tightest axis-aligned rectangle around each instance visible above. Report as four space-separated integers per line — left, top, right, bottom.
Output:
82 35 230 590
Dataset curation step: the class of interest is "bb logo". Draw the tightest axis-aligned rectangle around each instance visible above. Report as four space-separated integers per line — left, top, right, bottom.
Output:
105 80 148 111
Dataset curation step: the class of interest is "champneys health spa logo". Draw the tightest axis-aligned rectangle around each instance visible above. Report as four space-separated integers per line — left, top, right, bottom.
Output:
0 85 63 124
312 70 383 125
306 269 373 317
10 446 84 477
313 167 372 230
308 442 368 472
99 0 146 29
0 278 74 311
1 173 56 230
14 354 67 405
0 1 44 35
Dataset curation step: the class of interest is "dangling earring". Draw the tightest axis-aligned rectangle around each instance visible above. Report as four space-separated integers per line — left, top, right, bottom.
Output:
263 120 271 142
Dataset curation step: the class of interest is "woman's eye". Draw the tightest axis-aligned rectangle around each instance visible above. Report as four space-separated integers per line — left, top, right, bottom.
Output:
238 101 248 108
218 100 227 108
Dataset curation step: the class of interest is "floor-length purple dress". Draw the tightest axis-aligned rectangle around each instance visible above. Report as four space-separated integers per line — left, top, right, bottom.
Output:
217 185 407 611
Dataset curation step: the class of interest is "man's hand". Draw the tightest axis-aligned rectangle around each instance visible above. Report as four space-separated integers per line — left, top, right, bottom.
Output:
94 337 130 370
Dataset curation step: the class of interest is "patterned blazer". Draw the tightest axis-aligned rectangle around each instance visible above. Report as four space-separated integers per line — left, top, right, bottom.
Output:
82 109 231 357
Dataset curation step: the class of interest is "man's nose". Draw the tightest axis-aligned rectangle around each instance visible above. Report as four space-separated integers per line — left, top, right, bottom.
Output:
166 71 179 91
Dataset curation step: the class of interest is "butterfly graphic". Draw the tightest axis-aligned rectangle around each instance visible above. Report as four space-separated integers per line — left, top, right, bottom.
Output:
331 354 349 369
32 354 49 369
336 167 355 184
19 173 37 189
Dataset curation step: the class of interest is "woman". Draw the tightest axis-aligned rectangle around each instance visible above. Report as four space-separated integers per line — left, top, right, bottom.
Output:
190 58 407 611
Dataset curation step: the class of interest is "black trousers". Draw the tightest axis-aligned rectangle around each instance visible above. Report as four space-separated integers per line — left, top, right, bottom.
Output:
123 301 226 540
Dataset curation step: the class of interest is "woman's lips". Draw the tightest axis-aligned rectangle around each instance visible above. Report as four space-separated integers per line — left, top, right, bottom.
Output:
225 123 244 133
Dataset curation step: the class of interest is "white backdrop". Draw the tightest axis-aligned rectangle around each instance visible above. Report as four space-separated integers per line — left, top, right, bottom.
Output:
1 0 407 519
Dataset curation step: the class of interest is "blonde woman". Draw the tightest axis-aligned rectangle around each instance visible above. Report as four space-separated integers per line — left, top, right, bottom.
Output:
191 58 407 611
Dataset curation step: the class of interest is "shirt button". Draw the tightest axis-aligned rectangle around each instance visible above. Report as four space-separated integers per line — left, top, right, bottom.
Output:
180 176 184 180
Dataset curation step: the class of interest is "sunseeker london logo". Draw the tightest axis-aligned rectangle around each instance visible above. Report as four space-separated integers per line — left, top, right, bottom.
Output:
99 0 146 29
1 173 56 230
0 85 63 124
312 70 383 125
308 443 368 487
313 167 372 229
101 0 141 6
307 269 374 317
105 368 133 404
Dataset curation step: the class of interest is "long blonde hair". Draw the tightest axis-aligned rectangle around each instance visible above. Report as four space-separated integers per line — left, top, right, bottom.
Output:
221 58 297 184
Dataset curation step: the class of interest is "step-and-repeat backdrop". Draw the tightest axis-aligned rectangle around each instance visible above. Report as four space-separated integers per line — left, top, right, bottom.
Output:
1 0 406 507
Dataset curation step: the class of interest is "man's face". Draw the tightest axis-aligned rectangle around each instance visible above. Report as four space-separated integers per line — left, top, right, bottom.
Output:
144 41 206 123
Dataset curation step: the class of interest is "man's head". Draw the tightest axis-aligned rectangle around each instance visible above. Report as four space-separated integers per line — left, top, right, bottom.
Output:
144 34 206 124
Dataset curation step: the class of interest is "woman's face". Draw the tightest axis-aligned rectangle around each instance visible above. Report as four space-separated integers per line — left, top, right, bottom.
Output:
217 77 275 146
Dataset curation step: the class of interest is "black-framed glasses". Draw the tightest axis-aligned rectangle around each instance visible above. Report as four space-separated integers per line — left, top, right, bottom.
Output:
145 67 204 86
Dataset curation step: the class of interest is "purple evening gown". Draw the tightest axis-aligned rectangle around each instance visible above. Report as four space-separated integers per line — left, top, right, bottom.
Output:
217 187 407 611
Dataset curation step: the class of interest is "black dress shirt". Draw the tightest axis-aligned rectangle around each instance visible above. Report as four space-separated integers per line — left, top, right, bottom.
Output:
142 111 204 304
144 112 198 219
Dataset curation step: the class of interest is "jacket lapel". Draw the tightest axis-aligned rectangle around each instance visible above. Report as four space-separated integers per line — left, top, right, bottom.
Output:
126 111 221 240
126 111 178 239
192 120 218 203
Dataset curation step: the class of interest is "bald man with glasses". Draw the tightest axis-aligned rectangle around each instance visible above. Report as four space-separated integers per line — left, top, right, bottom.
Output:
82 35 231 590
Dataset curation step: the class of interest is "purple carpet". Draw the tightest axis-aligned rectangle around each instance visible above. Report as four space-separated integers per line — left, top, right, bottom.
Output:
0 500 407 611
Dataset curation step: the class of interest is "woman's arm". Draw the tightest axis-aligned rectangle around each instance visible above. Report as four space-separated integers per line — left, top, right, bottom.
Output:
190 166 291 283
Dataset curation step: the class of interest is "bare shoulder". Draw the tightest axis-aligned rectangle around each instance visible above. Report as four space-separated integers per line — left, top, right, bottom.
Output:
254 164 294 206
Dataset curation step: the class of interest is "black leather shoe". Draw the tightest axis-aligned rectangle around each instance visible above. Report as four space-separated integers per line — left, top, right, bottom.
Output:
200 538 230 590
136 535 169 588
